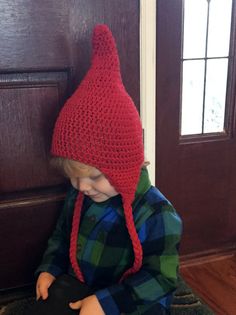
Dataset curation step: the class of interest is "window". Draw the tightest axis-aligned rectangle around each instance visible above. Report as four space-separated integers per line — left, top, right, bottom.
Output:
180 0 233 136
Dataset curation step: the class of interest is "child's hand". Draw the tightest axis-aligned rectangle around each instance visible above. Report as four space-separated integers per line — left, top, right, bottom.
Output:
69 295 105 315
36 272 56 300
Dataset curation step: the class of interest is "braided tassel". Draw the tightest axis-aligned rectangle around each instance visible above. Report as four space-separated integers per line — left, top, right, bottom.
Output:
69 192 85 283
119 198 143 283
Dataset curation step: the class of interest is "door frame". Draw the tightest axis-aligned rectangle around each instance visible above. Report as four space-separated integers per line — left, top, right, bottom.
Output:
140 0 156 185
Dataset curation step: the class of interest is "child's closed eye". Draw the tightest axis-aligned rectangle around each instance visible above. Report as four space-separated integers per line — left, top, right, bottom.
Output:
90 174 103 180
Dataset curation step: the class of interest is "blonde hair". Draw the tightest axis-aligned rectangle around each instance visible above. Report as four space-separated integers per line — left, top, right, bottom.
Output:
50 157 94 178
51 156 150 177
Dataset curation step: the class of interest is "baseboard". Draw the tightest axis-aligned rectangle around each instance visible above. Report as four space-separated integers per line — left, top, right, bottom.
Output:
180 244 236 267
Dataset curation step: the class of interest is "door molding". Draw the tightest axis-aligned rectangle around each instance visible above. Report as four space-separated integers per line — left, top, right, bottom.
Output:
140 0 156 184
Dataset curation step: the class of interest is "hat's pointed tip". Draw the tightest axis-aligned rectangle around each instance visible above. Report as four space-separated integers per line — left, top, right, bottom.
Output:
92 24 120 71
92 23 115 51
93 24 111 36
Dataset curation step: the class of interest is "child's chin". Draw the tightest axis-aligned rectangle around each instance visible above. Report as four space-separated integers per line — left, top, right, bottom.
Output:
90 194 108 202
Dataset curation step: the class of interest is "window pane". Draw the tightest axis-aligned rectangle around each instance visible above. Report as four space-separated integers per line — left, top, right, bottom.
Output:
207 0 232 57
204 59 228 133
181 60 205 135
183 0 208 59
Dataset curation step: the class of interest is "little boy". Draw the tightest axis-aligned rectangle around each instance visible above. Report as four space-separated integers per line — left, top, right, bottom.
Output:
33 24 182 315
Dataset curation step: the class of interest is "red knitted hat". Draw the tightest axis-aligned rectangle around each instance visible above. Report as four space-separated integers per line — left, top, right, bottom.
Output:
51 24 144 283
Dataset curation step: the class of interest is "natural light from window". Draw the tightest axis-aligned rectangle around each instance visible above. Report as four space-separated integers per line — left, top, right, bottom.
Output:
181 0 233 136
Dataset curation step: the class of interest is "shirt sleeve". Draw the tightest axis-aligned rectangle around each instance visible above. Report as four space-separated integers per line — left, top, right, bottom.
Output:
95 203 182 314
35 187 76 277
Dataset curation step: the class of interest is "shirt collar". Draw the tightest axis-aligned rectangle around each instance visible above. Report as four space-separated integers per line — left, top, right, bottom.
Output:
132 167 151 207
83 167 151 212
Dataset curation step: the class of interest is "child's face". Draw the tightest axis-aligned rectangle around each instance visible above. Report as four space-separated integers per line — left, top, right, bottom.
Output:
64 160 118 202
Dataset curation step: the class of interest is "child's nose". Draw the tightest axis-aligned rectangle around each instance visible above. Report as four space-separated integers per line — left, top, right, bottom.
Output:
78 179 92 192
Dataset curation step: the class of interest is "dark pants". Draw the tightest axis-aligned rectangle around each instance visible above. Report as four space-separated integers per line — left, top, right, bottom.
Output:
26 274 169 315
25 274 92 315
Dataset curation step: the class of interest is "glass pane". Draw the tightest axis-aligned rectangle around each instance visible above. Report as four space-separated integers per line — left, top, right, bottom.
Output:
207 0 233 57
181 60 205 135
204 59 228 133
183 0 208 59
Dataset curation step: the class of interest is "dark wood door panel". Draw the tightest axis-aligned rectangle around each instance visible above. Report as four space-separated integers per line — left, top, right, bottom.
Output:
0 1 140 110
0 196 65 288
0 1 70 70
0 71 69 193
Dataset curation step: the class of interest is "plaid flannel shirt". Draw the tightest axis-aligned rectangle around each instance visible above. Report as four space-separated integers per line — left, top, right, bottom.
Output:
36 168 182 314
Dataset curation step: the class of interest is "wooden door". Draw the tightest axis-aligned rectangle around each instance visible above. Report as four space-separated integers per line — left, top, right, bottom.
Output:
0 0 139 290
156 0 236 256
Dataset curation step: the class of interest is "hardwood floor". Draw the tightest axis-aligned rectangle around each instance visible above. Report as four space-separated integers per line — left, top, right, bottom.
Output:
180 253 236 315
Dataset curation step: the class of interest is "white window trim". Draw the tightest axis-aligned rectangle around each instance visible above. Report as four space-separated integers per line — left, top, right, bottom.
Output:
140 0 156 184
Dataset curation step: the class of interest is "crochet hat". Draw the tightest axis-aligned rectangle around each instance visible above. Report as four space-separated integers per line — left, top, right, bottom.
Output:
51 24 144 282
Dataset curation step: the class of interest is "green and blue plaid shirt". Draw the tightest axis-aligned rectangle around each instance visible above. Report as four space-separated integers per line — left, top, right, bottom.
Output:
36 168 182 314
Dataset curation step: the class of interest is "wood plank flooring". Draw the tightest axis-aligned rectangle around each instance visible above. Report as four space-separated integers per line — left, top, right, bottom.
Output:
180 253 236 315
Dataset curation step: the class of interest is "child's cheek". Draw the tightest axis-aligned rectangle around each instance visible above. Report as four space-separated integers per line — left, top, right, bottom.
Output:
70 178 78 189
